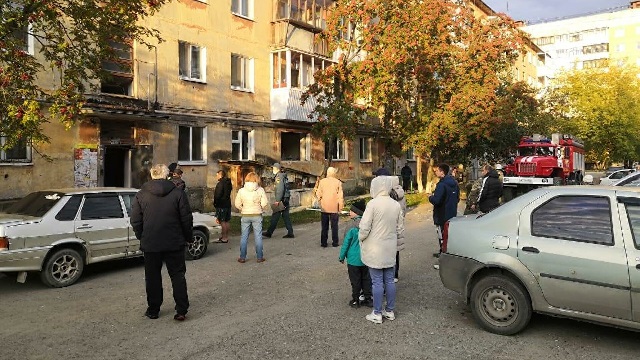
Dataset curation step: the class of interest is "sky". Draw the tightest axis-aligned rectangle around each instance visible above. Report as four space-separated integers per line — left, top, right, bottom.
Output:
482 0 631 23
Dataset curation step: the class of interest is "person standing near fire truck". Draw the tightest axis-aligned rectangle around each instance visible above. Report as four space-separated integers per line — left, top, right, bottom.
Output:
475 165 503 213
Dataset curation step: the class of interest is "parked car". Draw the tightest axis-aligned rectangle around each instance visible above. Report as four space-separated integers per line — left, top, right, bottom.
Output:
599 168 636 186
0 188 220 287
439 186 640 335
605 166 626 177
613 171 640 187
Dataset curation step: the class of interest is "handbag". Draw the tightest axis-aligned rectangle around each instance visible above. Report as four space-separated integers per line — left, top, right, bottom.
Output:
271 202 286 213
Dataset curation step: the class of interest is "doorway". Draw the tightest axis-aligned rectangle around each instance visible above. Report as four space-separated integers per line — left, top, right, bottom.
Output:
103 146 131 187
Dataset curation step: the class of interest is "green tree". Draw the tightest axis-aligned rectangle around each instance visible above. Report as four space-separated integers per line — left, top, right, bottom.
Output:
546 64 640 168
0 0 168 150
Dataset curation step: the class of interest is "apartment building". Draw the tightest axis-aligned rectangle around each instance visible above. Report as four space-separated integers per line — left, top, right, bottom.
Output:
523 1 640 79
1 0 392 209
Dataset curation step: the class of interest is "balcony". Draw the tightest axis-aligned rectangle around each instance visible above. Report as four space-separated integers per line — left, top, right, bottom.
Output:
273 0 332 32
271 87 317 122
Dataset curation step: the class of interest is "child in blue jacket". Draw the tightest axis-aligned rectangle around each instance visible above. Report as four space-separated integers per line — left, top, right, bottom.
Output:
339 199 372 308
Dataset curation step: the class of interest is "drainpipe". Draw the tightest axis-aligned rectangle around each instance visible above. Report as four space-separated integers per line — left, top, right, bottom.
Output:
146 45 158 111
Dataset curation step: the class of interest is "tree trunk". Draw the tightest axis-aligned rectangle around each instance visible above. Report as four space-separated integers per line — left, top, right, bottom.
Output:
416 156 423 193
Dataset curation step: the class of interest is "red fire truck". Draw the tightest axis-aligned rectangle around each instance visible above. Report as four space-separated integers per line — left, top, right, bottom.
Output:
503 133 585 199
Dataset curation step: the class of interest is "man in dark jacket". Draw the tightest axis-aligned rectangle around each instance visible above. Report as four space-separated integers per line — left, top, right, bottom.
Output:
213 169 232 243
476 165 503 213
131 164 193 321
428 164 459 267
263 163 295 238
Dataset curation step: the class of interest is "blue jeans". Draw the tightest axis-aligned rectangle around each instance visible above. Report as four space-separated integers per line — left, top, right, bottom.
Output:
240 216 263 260
369 267 396 314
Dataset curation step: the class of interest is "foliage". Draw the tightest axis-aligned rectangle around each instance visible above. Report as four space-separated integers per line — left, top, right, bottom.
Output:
546 64 640 167
314 0 526 164
0 0 167 150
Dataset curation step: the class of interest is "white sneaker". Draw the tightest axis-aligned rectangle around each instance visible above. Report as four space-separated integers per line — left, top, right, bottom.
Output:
381 310 395 321
433 264 440 270
365 312 383 324
358 294 365 302
393 278 399 283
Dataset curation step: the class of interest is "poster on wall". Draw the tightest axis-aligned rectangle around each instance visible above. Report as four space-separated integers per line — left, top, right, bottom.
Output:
74 147 98 188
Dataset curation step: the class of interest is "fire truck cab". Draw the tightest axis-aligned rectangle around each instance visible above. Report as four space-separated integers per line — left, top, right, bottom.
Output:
503 133 585 198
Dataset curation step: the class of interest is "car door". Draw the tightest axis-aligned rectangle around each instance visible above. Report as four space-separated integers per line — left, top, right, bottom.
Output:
517 192 631 320
120 192 141 256
75 193 129 261
617 195 640 322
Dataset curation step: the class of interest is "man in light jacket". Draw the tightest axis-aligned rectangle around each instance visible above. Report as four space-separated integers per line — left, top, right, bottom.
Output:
359 176 404 324
315 167 344 247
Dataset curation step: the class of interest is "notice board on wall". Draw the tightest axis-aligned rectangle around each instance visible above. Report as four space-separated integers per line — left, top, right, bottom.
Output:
74 147 98 188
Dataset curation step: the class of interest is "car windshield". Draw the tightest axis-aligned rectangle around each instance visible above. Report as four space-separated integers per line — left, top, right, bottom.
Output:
518 146 555 157
4 191 65 217
615 172 640 186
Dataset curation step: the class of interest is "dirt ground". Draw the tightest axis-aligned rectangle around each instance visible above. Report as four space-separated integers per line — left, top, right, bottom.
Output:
1 202 638 360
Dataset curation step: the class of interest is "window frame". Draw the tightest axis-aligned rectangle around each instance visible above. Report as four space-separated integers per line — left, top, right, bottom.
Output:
231 53 254 92
231 129 255 161
0 135 32 164
531 195 614 246
359 137 372 162
232 0 254 20
324 138 347 161
179 41 207 83
178 125 207 165
405 147 416 161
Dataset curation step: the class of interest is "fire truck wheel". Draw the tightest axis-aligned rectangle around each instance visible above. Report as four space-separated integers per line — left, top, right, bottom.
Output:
503 188 514 202
553 177 562 186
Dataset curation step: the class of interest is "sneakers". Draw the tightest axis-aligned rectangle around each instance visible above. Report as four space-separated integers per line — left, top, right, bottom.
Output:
365 312 383 324
382 310 395 321
358 294 366 302
257 258 266 263
361 298 373 308
283 234 295 238
349 300 360 308
262 232 272 238
332 243 339 247
393 278 399 283
174 313 186 321
433 264 440 270
237 257 246 263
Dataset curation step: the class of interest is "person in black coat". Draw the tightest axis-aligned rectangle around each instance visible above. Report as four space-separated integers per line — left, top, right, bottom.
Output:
400 164 412 192
213 169 233 243
476 165 503 213
131 164 193 321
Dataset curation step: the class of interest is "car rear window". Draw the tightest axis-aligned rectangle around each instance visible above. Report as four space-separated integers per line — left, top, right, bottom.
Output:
5 191 65 217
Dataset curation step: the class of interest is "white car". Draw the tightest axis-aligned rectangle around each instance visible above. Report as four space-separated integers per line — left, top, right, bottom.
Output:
613 171 640 186
599 169 636 186
0 188 220 287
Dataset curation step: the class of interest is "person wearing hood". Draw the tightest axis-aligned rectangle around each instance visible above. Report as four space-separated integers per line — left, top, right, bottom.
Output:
359 176 405 324
429 163 459 266
131 164 193 321
214 169 233 243
389 176 406 283
234 172 269 263
476 164 503 213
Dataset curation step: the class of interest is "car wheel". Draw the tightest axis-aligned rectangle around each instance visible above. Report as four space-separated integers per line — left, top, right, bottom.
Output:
186 229 208 260
40 248 84 288
470 275 532 335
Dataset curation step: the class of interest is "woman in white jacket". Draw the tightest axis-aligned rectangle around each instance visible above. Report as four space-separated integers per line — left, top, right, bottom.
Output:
359 176 405 324
234 172 269 263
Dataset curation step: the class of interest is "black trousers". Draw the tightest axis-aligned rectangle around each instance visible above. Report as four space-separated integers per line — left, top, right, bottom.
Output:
266 199 294 235
347 264 372 301
144 249 189 316
320 212 339 246
402 177 411 191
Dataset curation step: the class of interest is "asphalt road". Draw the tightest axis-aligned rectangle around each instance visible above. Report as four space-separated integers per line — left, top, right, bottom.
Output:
1 201 638 360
